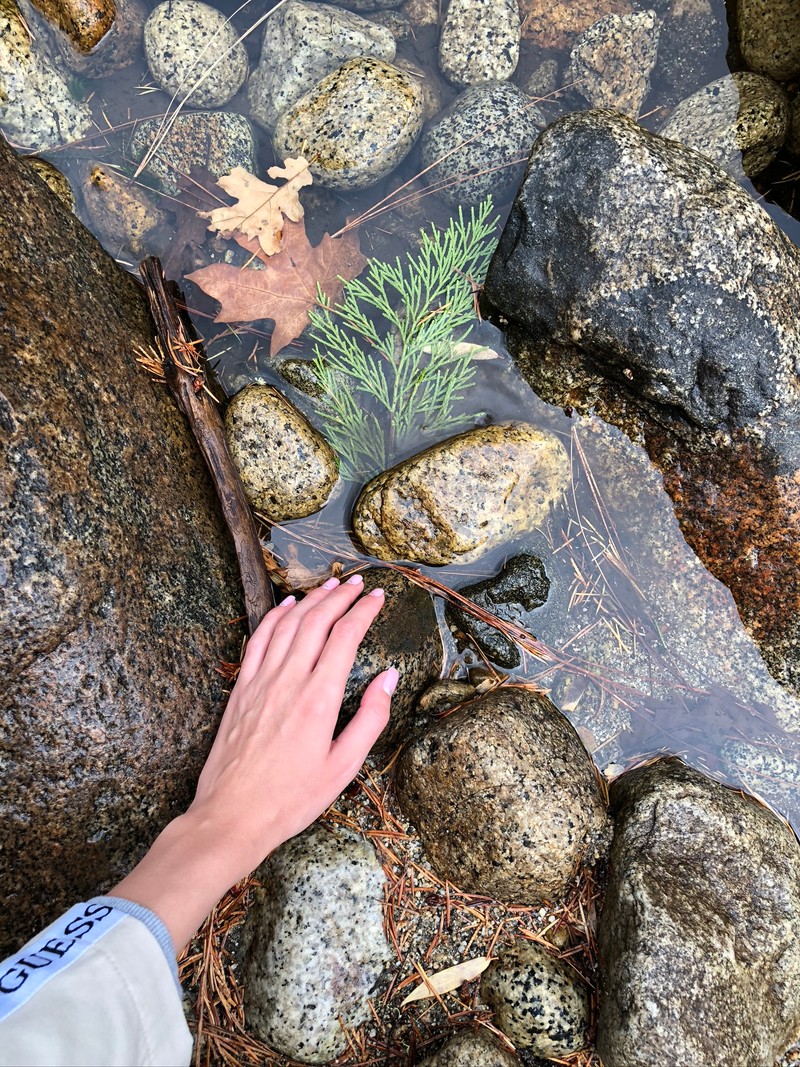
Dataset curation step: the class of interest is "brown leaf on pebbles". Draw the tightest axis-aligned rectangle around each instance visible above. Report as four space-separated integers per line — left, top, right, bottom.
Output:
401 957 494 1005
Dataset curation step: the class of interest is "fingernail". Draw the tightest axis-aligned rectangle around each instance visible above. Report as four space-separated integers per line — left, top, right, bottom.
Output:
368 587 385 598
382 667 399 695
280 594 296 607
346 573 363 585
322 577 340 590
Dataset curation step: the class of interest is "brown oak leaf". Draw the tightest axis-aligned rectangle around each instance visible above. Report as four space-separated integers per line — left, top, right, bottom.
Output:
186 218 366 356
201 158 312 256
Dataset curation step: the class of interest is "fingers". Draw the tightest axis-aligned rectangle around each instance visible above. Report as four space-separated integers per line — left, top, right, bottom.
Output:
330 668 398 782
237 594 297 686
306 587 386 696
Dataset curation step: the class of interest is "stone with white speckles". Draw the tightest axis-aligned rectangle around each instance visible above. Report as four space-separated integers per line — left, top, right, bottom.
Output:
247 0 395 131
144 0 248 107
658 71 789 179
566 9 660 116
273 57 425 190
243 822 392 1064
438 0 520 87
481 942 589 1058
420 1028 521 1065
736 0 800 82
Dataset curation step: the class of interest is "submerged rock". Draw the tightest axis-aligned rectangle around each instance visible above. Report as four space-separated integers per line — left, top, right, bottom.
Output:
481 941 589 1058
735 0 800 82
394 686 610 902
659 71 789 178
23 156 74 209
352 424 569 565
566 10 661 116
420 1029 520 1065
243 822 392 1063
421 82 544 206
25 0 148 78
144 0 248 107
224 385 338 522
518 0 633 50
80 161 169 260
0 138 243 955
248 0 395 130
438 0 520 87
597 758 800 1065
273 57 424 191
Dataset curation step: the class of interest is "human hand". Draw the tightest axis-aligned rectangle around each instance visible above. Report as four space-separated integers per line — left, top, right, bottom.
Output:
109 574 396 951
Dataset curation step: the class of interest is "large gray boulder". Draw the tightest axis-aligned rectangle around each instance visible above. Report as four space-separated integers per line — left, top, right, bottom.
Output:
0 138 243 954
597 758 800 1066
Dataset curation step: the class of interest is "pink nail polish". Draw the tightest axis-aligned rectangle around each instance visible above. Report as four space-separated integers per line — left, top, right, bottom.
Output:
322 577 340 590
368 587 385 598
383 667 399 695
346 573 364 585
281 594 296 607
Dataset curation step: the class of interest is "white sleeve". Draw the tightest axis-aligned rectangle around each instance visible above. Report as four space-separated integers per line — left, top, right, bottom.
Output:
0 897 193 1067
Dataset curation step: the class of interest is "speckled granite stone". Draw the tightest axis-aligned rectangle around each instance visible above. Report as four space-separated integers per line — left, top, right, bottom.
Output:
736 0 800 82
273 57 424 190
597 759 800 1066
566 9 660 116
248 0 395 130
352 424 569 565
224 385 338 521
481 942 589 1058
0 0 92 150
438 0 520 87
0 137 243 955
23 157 74 209
659 71 789 178
24 0 149 78
394 686 610 902
243 823 392 1064
79 160 169 259
420 1028 520 1065
144 0 248 106
788 95 800 156
421 81 544 206
128 111 256 196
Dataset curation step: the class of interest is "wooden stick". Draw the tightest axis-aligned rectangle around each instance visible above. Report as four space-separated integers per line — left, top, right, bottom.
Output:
139 256 274 632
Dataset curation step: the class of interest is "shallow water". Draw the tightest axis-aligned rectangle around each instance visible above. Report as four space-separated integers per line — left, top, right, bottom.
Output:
9 0 800 830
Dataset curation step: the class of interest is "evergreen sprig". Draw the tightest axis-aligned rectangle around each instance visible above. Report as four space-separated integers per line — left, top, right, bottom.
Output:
309 197 498 478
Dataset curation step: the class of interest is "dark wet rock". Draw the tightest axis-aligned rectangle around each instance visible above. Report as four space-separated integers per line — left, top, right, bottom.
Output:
273 57 424 191
394 686 610 902
243 822 391 1064
481 941 589 1058
337 569 442 752
128 112 257 197
438 0 520 88
328 0 400 9
446 553 550 669
247 0 395 131
0 0 92 150
523 59 559 100
597 758 800 1066
659 71 790 178
144 0 248 107
654 0 727 108
788 95 800 156
0 138 243 955
735 0 800 82
352 424 569 565
23 156 74 209
421 81 545 206
79 161 169 260
566 10 660 116
483 109 800 695
224 385 338 522
420 1028 521 1065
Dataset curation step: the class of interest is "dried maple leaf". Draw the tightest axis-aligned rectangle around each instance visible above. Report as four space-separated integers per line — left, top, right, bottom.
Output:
202 157 312 256
186 218 367 357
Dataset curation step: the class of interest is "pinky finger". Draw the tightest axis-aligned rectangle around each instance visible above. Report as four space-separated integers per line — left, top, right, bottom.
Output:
329 668 398 783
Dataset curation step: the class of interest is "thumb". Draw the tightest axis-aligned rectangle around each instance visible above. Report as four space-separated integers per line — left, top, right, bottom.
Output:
330 667 399 781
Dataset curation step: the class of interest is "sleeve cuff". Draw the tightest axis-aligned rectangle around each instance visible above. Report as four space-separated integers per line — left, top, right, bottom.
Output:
89 897 181 994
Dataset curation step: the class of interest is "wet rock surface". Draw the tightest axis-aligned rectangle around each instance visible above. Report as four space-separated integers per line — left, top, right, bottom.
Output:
224 384 338 522
352 424 569 565
394 686 610 902
420 1029 520 1065
421 82 544 206
128 112 257 197
446 553 550 669
273 57 424 190
243 822 392 1064
566 10 661 116
659 71 790 178
597 758 800 1066
248 0 395 131
337 568 442 752
735 0 800 82
438 0 520 87
80 161 169 260
481 941 589 1058
144 0 248 106
0 138 243 954
518 0 633 50
484 110 800 693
